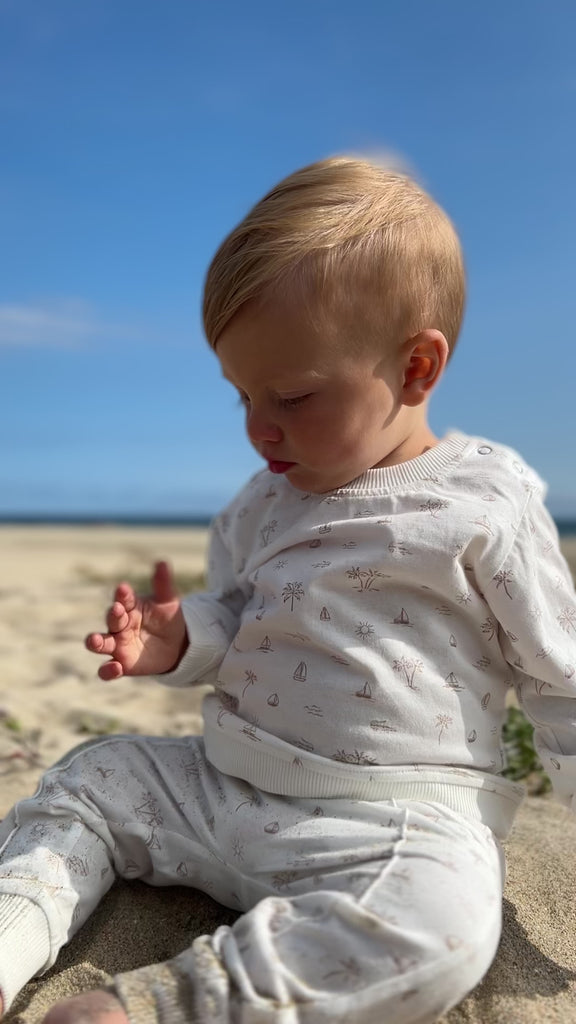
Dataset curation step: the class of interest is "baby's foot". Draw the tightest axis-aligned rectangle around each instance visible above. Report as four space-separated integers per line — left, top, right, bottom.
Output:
41 988 128 1024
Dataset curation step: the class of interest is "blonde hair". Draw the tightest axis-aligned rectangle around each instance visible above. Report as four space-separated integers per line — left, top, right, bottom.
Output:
203 156 465 354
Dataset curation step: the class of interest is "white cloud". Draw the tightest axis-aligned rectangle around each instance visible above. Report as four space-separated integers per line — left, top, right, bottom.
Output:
0 299 131 347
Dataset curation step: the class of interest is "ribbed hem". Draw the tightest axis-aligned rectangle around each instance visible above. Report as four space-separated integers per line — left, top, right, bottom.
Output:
204 712 525 841
0 894 51 1011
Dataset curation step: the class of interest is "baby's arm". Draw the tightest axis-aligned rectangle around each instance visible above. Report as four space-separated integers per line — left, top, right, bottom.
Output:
482 499 576 811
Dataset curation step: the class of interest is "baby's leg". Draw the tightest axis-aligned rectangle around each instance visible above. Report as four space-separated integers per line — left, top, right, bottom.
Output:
50 799 504 1024
0 734 238 1015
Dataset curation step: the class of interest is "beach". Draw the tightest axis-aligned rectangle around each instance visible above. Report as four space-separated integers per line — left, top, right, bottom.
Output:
0 525 211 817
1 524 575 1023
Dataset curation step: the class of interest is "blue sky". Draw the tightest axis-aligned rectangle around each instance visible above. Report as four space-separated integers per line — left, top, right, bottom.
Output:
1 0 575 518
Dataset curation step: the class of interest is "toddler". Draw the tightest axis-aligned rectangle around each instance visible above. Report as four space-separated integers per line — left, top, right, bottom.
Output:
1 157 575 1024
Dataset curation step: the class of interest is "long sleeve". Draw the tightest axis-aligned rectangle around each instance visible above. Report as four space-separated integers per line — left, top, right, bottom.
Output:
480 498 576 812
157 515 247 689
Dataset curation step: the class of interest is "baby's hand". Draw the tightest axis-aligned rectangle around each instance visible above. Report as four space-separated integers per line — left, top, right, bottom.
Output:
85 561 187 680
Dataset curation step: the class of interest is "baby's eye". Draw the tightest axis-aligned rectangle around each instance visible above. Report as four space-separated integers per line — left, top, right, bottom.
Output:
278 394 311 409
236 391 251 408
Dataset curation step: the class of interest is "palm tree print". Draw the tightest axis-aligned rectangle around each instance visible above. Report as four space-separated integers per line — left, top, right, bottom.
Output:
558 607 576 633
393 656 423 689
435 714 453 743
493 569 514 597
260 519 278 547
242 669 257 697
420 499 449 517
346 566 387 591
216 692 239 726
282 581 304 611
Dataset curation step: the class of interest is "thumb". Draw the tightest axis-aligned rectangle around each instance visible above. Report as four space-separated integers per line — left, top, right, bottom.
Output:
152 561 178 603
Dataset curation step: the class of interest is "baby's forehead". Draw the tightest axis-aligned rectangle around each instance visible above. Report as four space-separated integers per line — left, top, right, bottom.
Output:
214 300 358 381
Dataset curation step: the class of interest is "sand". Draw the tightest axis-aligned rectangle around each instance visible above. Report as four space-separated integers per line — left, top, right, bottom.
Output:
1 525 575 1023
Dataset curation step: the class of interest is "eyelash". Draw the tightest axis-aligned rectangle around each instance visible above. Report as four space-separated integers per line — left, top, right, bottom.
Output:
237 394 310 409
278 394 309 408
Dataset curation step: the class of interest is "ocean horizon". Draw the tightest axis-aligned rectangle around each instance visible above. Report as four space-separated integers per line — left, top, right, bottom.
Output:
1 513 575 536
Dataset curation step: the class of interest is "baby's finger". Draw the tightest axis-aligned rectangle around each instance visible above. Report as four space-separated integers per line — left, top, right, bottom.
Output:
106 601 130 633
152 561 177 603
114 582 136 612
85 632 117 656
98 660 124 681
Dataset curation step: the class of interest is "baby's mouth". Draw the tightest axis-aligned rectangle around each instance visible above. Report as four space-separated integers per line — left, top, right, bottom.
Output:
267 460 296 474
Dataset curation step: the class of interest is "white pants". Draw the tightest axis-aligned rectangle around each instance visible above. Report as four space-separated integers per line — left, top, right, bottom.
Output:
0 735 505 1023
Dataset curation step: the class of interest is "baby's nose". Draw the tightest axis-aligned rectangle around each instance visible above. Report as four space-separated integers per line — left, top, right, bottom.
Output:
246 409 283 445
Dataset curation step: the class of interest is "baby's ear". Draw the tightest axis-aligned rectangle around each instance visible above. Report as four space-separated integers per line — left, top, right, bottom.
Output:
401 330 449 407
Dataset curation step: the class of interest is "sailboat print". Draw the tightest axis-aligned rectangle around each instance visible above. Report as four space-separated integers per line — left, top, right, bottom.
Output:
444 672 465 692
293 661 308 682
355 681 374 700
392 608 411 626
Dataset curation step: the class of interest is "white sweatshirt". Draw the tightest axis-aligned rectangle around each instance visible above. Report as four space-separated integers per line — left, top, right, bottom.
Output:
161 432 576 836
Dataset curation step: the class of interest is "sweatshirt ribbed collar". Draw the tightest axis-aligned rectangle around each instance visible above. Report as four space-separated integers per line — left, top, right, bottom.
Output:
331 431 470 495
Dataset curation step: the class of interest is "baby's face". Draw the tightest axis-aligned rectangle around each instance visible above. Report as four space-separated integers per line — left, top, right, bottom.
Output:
216 300 407 494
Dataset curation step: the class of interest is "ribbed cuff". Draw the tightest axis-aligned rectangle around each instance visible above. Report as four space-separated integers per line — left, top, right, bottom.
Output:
113 954 199 1024
0 893 51 1011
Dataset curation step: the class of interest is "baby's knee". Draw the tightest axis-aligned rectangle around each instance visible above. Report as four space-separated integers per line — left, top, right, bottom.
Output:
50 734 131 771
